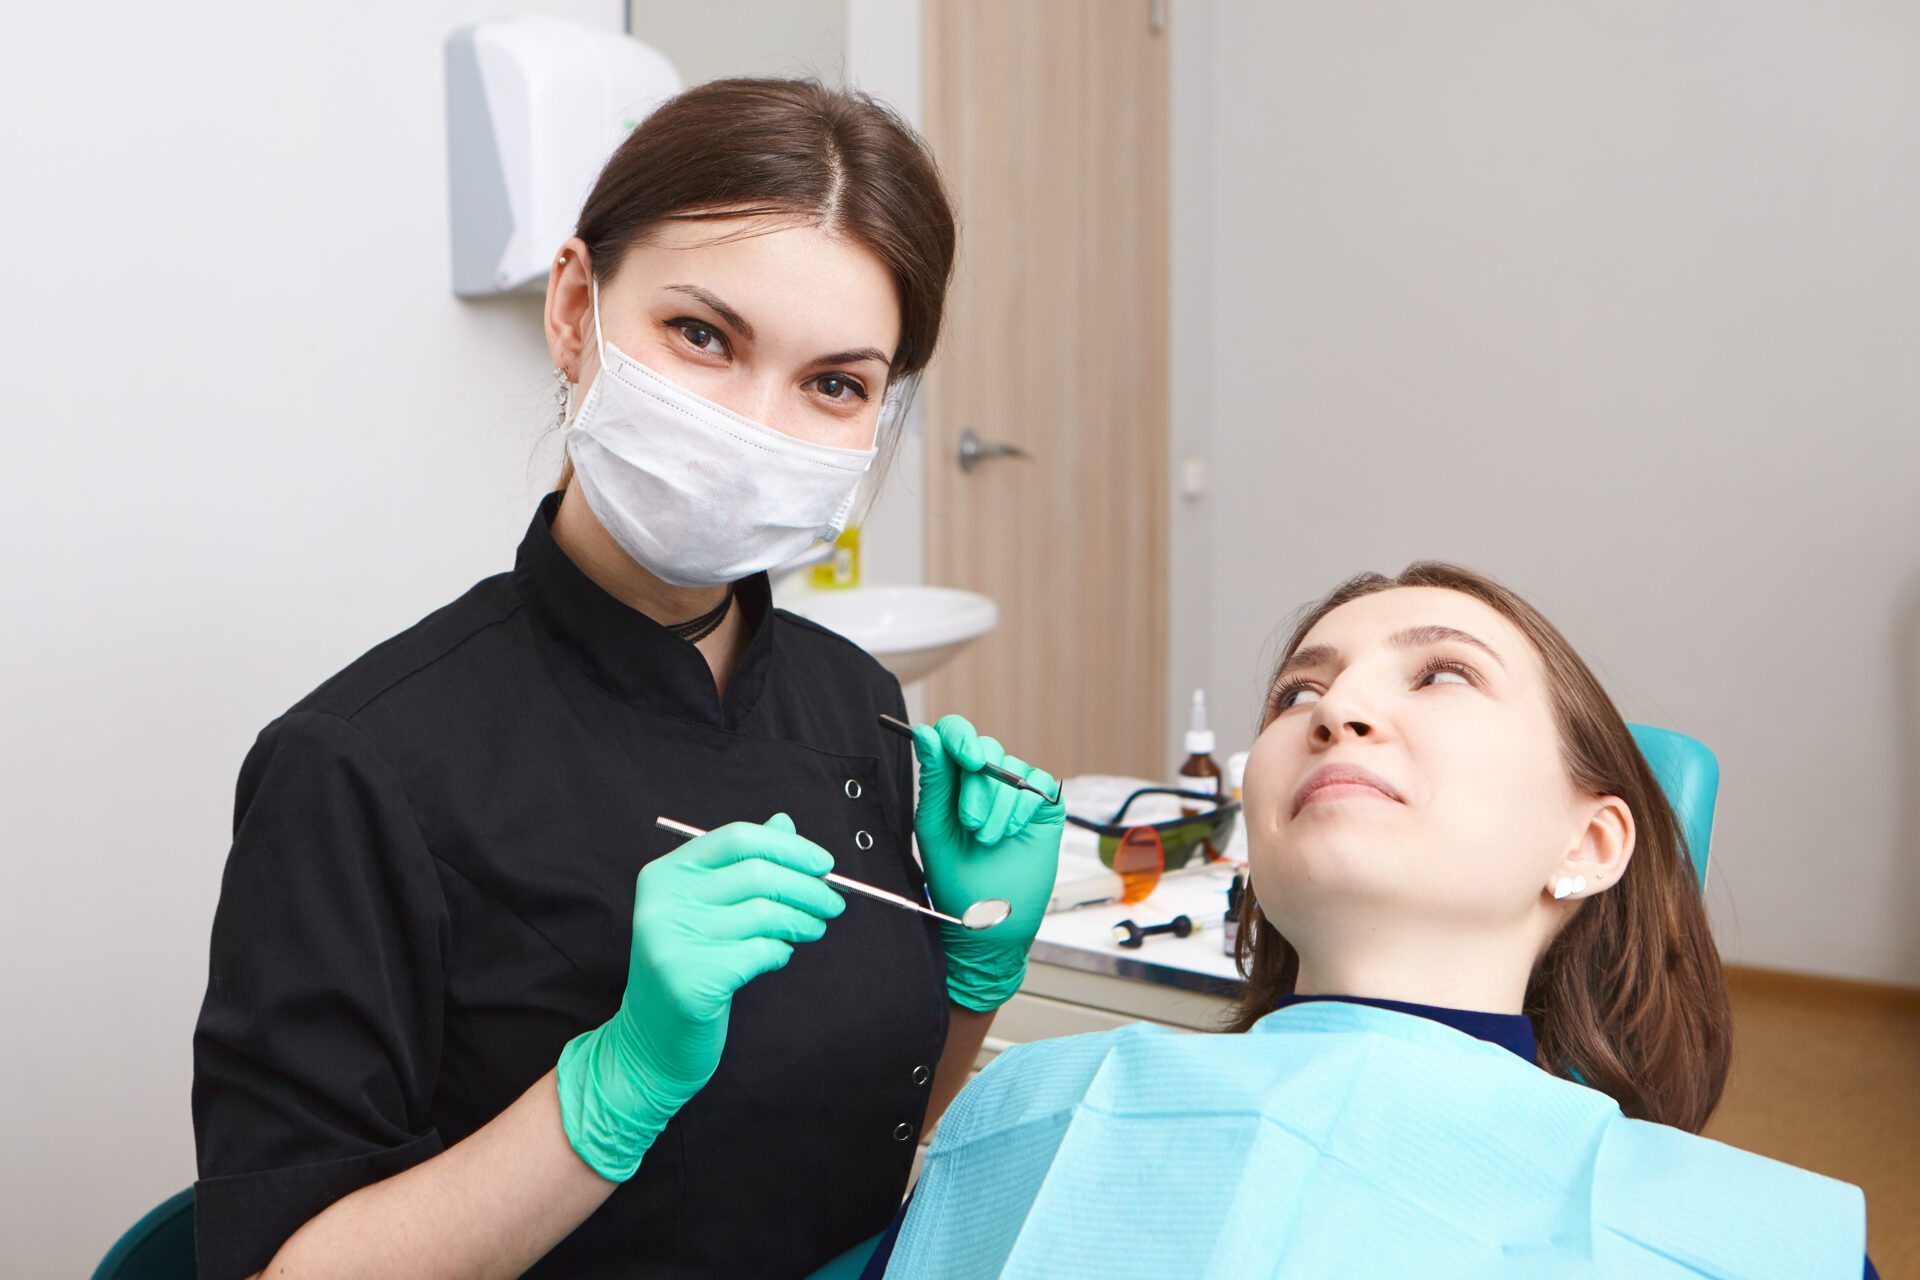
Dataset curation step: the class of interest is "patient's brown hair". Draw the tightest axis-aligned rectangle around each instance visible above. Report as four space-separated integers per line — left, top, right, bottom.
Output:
1226 562 1733 1134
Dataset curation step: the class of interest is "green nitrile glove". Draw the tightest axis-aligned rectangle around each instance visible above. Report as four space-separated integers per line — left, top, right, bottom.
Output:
556 813 844 1181
910 714 1064 1012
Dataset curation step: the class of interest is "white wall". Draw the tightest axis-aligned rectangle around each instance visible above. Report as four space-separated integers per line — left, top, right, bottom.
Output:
1166 0 1220 775
0 1 622 1270
842 0 930 602
629 0 848 87
1179 1 1920 985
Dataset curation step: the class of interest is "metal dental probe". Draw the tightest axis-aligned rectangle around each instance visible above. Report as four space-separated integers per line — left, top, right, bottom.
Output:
653 817 1012 930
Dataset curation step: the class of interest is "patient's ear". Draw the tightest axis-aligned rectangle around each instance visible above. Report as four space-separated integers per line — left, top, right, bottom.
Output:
1547 796 1634 901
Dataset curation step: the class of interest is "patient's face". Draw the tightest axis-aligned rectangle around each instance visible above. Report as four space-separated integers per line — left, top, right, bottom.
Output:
1244 587 1585 942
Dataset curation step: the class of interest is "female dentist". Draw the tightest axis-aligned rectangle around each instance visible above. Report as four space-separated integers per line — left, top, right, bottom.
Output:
190 78 1062 1280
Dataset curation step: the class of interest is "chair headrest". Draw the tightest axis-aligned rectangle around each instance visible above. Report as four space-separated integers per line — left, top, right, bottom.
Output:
1627 723 1717 888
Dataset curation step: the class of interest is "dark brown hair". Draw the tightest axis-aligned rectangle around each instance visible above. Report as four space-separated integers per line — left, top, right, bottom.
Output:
557 77 957 487
1227 563 1733 1133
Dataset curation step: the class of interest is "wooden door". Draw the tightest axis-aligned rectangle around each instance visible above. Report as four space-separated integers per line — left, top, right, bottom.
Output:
922 0 1170 779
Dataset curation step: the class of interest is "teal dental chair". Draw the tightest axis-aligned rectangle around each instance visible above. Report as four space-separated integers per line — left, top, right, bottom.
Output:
96 726 1717 1280
1629 722 1717 888
91 1188 195 1280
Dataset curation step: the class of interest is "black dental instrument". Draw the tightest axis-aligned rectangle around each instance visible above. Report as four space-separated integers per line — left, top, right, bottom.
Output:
877 713 1064 806
1111 914 1195 949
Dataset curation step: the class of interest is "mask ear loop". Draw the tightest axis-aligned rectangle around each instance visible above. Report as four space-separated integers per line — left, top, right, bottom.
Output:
877 374 912 453
587 275 607 365
557 274 608 433
880 378 907 420
868 376 911 455
831 376 909 535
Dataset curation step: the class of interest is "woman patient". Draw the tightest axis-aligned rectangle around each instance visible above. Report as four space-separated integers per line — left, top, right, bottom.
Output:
874 563 1872 1278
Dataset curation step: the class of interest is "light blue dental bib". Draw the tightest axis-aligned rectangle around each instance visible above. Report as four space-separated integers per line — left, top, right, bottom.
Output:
887 1002 1863 1278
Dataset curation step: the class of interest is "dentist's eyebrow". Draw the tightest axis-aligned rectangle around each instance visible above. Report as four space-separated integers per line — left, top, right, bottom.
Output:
665 284 754 341
1389 624 1507 669
804 346 893 370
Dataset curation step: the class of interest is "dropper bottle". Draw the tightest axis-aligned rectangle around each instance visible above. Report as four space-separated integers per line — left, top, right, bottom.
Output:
1177 688 1223 824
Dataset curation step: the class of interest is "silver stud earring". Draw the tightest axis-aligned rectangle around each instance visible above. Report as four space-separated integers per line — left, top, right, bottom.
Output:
552 366 571 428
1552 874 1589 900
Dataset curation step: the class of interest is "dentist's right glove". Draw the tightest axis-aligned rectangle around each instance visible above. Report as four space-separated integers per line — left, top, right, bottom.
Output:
556 814 844 1181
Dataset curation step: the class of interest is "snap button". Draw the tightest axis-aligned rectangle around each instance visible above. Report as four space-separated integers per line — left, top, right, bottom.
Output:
893 1121 915 1142
912 1064 931 1086
854 830 874 850
844 778 863 799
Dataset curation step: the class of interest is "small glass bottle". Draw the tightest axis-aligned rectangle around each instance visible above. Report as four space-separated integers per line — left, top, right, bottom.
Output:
1223 871 1245 956
1178 689 1223 859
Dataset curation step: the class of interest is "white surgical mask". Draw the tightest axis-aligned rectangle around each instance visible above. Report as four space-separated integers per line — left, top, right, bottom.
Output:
564 279 881 588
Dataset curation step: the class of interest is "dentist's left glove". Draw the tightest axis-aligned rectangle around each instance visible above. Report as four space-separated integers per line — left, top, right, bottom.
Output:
912 715 1065 1012
556 814 844 1181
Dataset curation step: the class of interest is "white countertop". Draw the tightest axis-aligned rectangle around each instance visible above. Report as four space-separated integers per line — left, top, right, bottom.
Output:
1031 828 1246 988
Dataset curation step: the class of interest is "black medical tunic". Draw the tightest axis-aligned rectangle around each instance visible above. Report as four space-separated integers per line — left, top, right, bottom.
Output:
191 493 949 1279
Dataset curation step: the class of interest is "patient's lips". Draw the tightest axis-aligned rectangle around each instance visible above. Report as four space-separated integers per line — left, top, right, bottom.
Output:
1291 763 1404 817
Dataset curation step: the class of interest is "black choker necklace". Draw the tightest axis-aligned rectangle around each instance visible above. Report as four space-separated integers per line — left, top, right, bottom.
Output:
666 589 733 644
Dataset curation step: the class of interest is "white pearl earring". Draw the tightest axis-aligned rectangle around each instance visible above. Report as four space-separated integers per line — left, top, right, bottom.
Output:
1552 875 1589 900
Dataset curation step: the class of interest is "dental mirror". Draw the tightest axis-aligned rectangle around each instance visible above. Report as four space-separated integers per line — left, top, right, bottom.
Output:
655 817 1012 931
960 897 1013 930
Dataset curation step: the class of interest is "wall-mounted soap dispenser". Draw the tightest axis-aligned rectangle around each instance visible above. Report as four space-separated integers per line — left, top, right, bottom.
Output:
445 15 681 297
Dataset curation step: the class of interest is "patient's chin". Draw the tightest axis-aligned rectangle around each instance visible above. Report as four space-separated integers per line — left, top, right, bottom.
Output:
1257 836 1415 907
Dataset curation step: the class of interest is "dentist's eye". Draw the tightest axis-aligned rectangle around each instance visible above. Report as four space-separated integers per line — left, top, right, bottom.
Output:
810 373 870 402
668 318 730 356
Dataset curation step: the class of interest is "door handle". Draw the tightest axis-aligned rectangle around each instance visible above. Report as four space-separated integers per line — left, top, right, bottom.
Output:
957 426 1035 473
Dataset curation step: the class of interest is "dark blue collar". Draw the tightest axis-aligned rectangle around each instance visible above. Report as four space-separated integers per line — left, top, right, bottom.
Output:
1273 994 1538 1063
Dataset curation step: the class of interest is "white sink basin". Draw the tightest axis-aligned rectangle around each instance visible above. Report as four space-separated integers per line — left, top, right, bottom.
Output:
776 585 998 684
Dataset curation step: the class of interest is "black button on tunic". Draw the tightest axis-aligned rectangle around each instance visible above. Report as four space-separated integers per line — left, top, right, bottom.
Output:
191 494 948 1279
